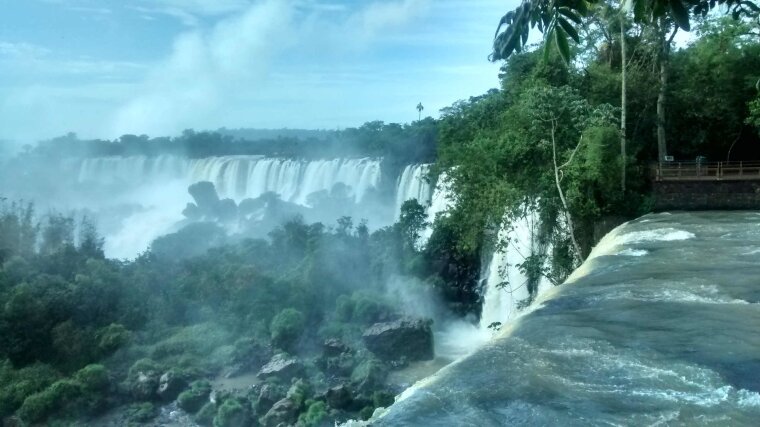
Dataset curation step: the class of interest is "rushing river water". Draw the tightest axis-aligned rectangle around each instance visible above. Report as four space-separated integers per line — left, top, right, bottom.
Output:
372 211 760 426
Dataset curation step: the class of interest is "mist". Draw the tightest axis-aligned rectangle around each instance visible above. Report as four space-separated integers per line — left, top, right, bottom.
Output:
0 1 513 426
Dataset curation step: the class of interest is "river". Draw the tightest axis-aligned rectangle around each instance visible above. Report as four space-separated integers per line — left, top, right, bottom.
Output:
372 211 760 426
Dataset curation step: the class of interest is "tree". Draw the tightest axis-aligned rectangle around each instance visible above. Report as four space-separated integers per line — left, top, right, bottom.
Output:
491 0 759 62
416 102 424 121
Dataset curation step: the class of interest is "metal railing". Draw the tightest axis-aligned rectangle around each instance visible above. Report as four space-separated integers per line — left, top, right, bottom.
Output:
655 161 760 181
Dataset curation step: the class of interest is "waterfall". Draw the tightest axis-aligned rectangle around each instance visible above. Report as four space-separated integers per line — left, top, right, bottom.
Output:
419 172 454 243
479 208 551 330
78 155 382 205
395 164 432 217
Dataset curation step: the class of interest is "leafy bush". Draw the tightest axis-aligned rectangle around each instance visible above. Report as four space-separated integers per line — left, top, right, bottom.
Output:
298 401 328 427
213 398 250 427
74 364 109 391
177 380 212 414
17 379 82 423
0 362 60 417
270 308 305 350
124 402 158 423
195 401 217 426
95 323 132 355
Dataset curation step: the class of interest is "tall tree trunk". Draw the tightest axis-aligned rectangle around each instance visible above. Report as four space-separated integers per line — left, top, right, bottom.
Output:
620 15 627 191
656 19 677 163
551 121 583 265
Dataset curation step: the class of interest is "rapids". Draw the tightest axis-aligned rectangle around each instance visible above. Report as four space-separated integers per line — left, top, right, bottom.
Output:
371 211 760 426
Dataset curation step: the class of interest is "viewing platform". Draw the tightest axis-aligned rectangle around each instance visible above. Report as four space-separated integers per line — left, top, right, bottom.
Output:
655 161 760 181
652 161 760 211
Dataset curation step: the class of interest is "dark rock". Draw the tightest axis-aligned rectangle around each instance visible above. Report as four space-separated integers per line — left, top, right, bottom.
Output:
362 318 434 362
216 198 238 222
157 371 188 401
325 384 352 410
257 354 304 382
323 338 350 357
188 181 220 210
260 398 299 427
131 371 160 401
350 359 388 394
324 352 355 378
254 384 286 415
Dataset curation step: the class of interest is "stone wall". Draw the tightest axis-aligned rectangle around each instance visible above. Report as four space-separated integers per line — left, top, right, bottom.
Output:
653 180 760 211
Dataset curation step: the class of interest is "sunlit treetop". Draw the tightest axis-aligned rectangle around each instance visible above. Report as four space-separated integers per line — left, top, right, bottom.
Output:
492 0 760 62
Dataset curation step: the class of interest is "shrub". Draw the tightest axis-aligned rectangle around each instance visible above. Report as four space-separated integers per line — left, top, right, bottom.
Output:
17 379 82 423
95 323 131 355
195 401 217 426
298 401 328 427
74 364 109 391
0 362 60 417
177 380 212 414
270 308 305 350
213 398 250 427
124 402 158 423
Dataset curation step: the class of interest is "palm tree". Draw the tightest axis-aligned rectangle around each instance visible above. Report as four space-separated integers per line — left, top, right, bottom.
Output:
416 102 424 121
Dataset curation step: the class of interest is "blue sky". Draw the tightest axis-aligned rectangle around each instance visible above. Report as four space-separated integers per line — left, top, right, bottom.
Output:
0 0 516 143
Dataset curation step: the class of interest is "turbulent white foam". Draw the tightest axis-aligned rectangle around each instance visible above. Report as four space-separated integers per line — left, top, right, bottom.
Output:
479 208 551 330
395 164 432 217
617 228 696 245
616 248 649 257
78 155 383 205
420 172 454 243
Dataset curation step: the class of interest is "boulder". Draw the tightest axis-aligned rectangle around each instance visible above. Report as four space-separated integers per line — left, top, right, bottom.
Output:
260 398 299 427
188 181 220 211
362 318 434 362
323 338 350 358
257 354 304 382
325 384 352 410
131 371 160 401
157 371 188 401
254 384 286 415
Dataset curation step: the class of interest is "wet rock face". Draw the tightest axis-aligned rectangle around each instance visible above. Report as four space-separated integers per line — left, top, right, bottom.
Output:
257 354 304 382
362 318 434 362
260 398 299 427
325 384 353 409
157 371 188 401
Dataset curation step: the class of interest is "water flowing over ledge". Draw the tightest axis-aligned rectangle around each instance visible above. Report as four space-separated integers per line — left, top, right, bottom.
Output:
370 211 760 426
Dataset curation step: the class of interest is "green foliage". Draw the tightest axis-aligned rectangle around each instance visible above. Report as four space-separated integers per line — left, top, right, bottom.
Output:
298 401 328 427
195 401 217 426
74 364 109 392
123 402 158 424
213 398 250 427
270 308 305 351
17 379 83 423
0 362 60 417
177 380 212 414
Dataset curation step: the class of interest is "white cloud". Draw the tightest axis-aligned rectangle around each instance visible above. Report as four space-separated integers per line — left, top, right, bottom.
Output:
110 0 431 137
0 41 51 59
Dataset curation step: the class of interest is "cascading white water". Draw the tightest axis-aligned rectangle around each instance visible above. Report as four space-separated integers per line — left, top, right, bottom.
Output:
78 155 382 205
395 164 432 217
420 172 454 243
479 208 552 330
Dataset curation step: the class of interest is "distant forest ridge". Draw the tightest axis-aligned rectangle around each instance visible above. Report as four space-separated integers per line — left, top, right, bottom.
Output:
24 120 439 164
